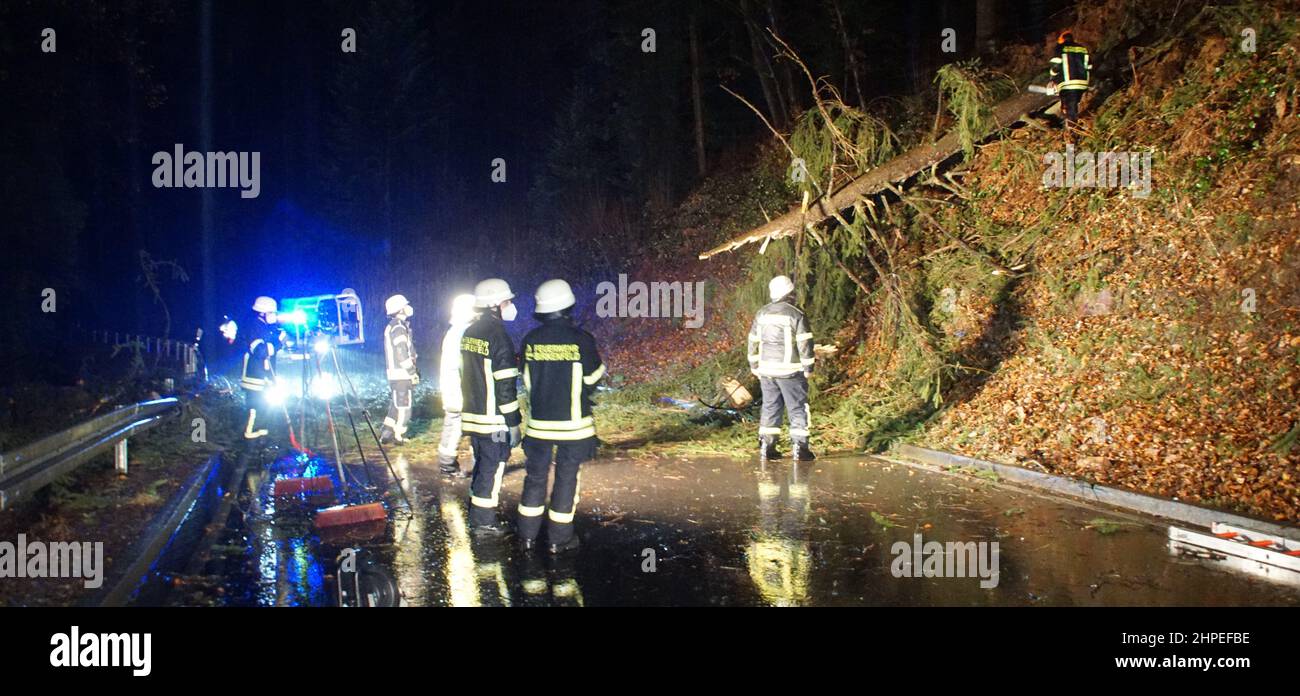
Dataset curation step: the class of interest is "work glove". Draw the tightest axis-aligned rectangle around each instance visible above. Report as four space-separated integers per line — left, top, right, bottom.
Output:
508 425 522 449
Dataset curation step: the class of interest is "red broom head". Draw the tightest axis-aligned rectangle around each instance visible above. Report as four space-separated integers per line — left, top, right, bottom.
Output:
273 476 335 497
314 502 387 530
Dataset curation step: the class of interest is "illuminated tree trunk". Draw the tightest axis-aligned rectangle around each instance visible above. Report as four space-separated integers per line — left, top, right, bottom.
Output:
689 12 707 175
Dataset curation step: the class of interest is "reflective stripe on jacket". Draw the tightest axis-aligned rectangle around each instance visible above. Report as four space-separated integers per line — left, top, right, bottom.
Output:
240 325 280 391
1050 43 1091 91
521 317 604 441
459 314 521 434
748 300 814 378
384 318 417 382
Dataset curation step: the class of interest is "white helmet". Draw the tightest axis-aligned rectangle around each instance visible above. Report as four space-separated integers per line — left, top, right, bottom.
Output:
534 279 576 314
252 296 278 313
769 275 795 301
385 294 411 316
449 294 478 325
473 278 515 308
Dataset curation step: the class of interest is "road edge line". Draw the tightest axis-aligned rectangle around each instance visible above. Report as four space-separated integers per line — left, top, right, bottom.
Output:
891 444 1300 541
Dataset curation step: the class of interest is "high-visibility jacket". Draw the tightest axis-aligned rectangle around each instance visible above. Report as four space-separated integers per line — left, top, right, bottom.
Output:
439 320 471 412
459 313 521 435
748 300 815 378
384 317 417 382
240 323 282 391
521 317 604 441
1050 41 1091 91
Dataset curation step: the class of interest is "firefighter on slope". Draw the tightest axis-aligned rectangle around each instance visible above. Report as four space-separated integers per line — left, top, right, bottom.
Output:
380 294 418 444
460 279 523 534
240 296 286 443
748 275 816 461
436 293 478 477
1049 30 1091 134
517 279 605 554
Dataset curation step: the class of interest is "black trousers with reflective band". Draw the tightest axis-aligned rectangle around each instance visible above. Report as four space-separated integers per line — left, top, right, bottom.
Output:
517 436 597 544
243 389 272 440
1060 88 1083 127
468 434 511 526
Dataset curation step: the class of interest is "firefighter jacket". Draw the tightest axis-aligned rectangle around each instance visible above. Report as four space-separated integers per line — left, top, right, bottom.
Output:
240 322 283 391
1050 41 1091 91
459 313 521 435
439 321 470 412
384 317 418 382
748 300 815 378
521 316 605 441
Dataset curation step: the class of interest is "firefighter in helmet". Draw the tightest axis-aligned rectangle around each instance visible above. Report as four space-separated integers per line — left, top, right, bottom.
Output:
436 293 478 477
748 275 816 461
460 279 523 534
241 296 286 443
517 279 605 554
1049 30 1091 134
380 294 418 444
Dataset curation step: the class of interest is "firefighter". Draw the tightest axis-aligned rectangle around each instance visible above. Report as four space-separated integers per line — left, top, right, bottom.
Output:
240 296 285 443
1049 30 1091 134
748 275 816 461
436 293 478 477
380 294 418 444
460 278 523 534
516 279 604 554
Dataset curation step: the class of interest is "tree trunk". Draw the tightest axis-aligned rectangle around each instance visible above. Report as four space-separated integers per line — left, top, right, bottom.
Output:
689 13 707 176
764 0 799 119
975 0 998 55
829 0 865 107
698 90 1056 259
199 0 215 335
741 0 785 128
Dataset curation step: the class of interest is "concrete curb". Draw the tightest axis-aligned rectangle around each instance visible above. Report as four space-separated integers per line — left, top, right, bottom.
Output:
894 444 1300 542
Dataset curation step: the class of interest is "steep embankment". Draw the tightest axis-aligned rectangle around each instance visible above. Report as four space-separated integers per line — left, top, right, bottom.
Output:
914 10 1300 520
604 1 1300 522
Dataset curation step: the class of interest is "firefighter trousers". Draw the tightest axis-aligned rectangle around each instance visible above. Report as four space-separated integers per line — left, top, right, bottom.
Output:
517 437 596 545
436 410 463 464
243 389 272 441
1060 89 1084 129
468 434 511 527
382 379 412 440
758 375 811 442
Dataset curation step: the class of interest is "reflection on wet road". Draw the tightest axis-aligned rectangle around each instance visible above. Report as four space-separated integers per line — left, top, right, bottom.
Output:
197 452 1300 607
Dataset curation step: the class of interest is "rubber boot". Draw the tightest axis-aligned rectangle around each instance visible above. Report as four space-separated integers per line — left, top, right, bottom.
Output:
760 435 781 460
438 452 465 477
792 438 816 461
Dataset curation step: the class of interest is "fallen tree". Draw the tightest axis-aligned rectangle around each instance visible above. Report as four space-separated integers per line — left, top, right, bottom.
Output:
697 89 1054 260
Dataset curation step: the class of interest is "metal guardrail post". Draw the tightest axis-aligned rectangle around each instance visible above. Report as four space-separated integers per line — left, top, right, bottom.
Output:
115 439 129 475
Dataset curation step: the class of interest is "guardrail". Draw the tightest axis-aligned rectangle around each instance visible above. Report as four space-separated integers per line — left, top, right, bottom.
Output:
88 330 200 376
0 398 182 510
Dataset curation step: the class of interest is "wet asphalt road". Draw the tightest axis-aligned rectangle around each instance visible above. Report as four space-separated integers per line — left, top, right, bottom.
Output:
192 452 1300 607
